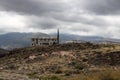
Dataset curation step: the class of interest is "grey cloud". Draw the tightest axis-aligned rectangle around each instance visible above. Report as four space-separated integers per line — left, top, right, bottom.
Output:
76 0 120 15
26 16 59 30
0 0 118 26
0 0 120 38
30 21 57 30
51 12 109 27
0 0 69 29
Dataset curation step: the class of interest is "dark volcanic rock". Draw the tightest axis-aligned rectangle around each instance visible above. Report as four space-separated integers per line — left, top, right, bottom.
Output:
89 51 120 66
0 48 9 58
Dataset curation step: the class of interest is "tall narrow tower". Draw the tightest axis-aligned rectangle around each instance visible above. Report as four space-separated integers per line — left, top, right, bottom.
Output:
57 28 59 44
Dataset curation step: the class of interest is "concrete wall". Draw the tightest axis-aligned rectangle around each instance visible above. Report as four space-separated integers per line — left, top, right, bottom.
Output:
31 38 57 46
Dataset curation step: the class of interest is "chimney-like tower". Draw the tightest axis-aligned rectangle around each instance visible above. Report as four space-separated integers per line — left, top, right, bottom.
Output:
57 28 59 44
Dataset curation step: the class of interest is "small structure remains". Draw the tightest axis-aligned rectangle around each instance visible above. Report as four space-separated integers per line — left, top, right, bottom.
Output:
65 40 86 44
31 29 59 46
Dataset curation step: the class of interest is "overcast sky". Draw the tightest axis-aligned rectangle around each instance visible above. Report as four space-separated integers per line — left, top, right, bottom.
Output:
0 0 120 38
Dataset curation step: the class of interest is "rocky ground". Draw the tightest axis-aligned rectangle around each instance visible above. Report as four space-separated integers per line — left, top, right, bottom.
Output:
0 43 120 80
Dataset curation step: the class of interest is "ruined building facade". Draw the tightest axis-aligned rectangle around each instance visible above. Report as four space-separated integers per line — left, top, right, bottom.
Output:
31 29 59 46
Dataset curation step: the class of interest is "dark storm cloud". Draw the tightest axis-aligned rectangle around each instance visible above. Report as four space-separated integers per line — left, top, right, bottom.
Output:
78 0 120 15
0 0 67 15
0 0 120 16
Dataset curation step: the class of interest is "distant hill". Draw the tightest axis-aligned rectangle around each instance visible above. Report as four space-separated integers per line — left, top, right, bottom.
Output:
0 32 49 50
0 32 120 50
52 33 120 43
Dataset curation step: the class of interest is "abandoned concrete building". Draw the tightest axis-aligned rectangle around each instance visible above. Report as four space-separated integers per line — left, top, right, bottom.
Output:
31 37 58 46
31 29 59 46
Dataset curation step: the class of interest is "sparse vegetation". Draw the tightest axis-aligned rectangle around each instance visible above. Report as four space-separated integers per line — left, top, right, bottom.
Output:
64 71 72 76
39 76 61 80
55 69 63 74
27 71 38 78
100 73 119 80
1 43 120 80
74 63 86 70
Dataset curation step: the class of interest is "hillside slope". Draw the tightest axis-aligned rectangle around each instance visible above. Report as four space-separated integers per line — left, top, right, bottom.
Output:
1 43 120 80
